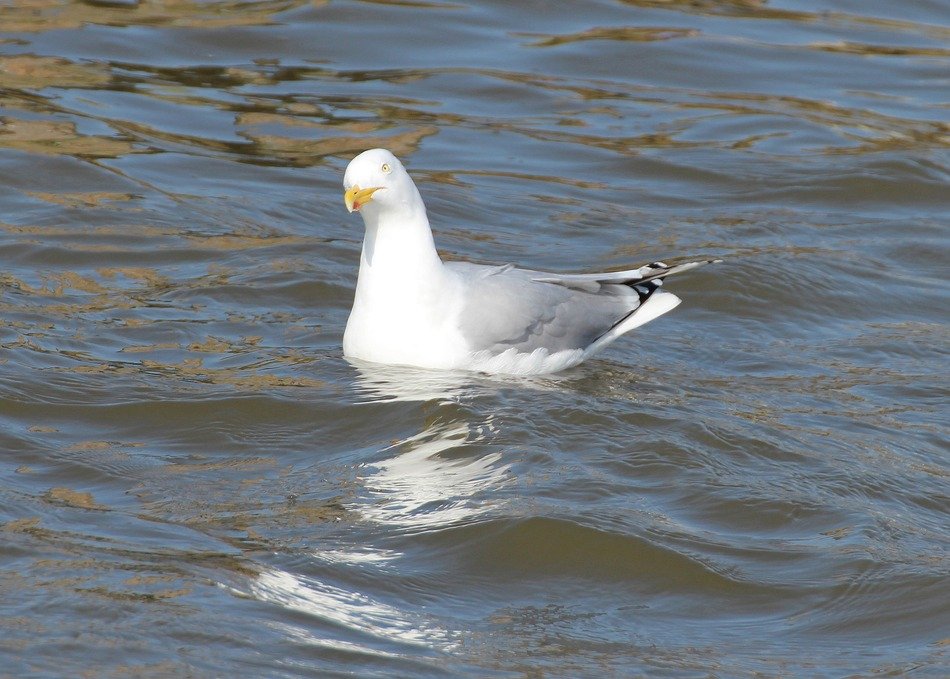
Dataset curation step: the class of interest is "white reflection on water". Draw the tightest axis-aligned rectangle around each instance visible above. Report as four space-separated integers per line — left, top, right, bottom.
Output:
348 357 567 403
231 377 512 656
348 359 479 403
357 417 513 531
232 567 457 653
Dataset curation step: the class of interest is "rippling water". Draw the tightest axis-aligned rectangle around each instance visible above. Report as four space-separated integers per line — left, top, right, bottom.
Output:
1 1 948 676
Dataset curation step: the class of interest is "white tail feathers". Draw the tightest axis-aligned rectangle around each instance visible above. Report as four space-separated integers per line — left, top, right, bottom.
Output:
584 290 682 357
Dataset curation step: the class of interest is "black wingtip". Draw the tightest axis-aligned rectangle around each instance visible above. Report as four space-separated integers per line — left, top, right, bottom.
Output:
632 280 663 303
625 257 721 287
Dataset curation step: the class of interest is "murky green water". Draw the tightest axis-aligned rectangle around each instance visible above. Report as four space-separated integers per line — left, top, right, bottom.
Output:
1 1 948 676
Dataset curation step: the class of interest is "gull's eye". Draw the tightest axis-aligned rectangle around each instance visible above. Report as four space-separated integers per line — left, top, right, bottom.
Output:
381 162 391 174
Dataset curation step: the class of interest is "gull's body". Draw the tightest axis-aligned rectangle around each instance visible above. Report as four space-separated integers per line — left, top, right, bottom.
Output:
342 148 715 375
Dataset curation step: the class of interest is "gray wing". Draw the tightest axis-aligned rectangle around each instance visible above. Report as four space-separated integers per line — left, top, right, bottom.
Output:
447 259 719 354
446 262 639 353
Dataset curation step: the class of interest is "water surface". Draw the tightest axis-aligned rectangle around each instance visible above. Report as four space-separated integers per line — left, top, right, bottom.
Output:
1 0 948 676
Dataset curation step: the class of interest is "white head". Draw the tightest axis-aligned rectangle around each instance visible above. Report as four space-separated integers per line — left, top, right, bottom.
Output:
342 149 423 221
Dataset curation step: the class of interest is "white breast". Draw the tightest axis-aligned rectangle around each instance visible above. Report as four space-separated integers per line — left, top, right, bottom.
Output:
343 265 471 370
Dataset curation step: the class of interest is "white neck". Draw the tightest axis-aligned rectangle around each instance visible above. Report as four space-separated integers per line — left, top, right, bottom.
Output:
345 195 452 361
357 199 443 277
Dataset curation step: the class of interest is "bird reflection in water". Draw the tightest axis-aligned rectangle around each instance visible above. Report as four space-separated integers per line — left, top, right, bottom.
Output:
357 416 511 531
229 567 458 656
349 359 514 532
226 361 512 659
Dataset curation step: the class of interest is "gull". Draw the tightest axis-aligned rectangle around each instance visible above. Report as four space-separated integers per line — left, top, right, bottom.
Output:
342 148 717 375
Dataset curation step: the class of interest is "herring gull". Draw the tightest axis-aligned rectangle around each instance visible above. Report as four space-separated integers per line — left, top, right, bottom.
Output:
342 148 717 375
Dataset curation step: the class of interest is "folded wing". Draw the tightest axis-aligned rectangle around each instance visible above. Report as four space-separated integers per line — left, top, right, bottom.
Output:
448 259 718 356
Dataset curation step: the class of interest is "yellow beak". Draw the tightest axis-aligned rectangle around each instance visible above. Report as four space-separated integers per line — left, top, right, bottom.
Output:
344 185 382 213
